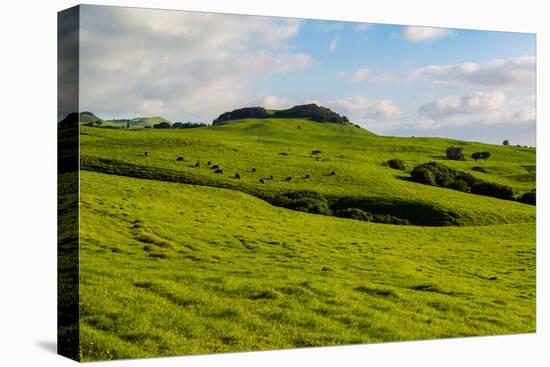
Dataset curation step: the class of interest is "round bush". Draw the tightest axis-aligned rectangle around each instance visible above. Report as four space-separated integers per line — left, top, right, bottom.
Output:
446 146 465 161
386 159 406 171
411 166 436 186
471 182 515 200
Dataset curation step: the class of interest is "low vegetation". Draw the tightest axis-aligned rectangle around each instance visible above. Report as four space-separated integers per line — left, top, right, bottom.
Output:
446 146 465 161
471 151 491 161
385 159 406 171
517 189 536 206
410 162 516 200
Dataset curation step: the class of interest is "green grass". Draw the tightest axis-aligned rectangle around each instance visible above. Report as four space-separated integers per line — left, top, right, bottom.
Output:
78 117 536 361
80 118 535 225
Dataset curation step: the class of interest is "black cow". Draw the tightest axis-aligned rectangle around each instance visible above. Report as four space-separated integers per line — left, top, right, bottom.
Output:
211 165 219 169
251 168 256 172
330 171 336 176
259 178 265 184
304 174 310 179
207 161 212 166
144 151 148 156
195 161 200 167
235 173 240 179
214 169 223 174
284 176 292 181
176 156 184 161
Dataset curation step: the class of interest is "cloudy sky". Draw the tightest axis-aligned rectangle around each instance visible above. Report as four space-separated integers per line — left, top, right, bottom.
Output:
80 5 536 145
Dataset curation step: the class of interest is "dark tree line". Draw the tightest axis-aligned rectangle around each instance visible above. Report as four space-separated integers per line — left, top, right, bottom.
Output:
212 104 349 125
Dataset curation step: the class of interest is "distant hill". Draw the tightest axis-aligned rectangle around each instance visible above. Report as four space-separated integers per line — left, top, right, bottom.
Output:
102 116 172 128
128 116 172 127
212 104 350 125
59 111 103 128
80 111 103 125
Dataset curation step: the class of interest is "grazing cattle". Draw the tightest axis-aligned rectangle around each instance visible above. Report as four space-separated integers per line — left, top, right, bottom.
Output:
259 178 265 184
235 173 240 179
304 174 310 179
251 168 256 172
176 156 184 161
211 165 219 169
144 151 148 156
330 171 336 176
269 175 273 180
214 169 223 174
207 161 212 166
284 176 292 181
194 161 200 167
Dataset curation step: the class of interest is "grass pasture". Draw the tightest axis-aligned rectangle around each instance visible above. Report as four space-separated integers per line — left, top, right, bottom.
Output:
78 118 536 360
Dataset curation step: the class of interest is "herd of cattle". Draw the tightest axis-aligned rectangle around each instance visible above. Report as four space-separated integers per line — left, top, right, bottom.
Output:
143 151 336 184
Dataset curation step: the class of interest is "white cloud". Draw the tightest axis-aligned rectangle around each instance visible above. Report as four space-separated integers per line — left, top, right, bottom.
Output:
418 91 506 121
321 96 402 130
340 55 536 91
79 6 312 121
402 26 452 41
417 91 535 127
406 55 535 89
257 95 294 110
329 37 338 52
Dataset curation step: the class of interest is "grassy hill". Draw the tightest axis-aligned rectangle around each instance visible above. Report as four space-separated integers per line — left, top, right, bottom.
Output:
80 118 535 226
93 116 172 128
77 116 536 360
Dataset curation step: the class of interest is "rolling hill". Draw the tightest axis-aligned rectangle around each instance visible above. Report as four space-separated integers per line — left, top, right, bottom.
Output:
75 113 536 360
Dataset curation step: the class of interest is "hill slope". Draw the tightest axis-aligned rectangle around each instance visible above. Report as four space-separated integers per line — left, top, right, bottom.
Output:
80 118 535 226
77 116 536 360
79 170 535 360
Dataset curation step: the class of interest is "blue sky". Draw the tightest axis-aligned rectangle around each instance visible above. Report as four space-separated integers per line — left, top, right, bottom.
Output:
265 21 535 102
80 6 536 145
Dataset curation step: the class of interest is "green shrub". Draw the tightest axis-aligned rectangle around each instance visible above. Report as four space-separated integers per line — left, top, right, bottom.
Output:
334 208 373 221
471 182 515 200
449 179 471 192
334 208 410 225
471 151 491 161
517 190 536 205
410 166 436 186
411 162 514 201
271 191 331 215
386 159 406 171
454 172 479 187
446 146 465 161
372 214 410 225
